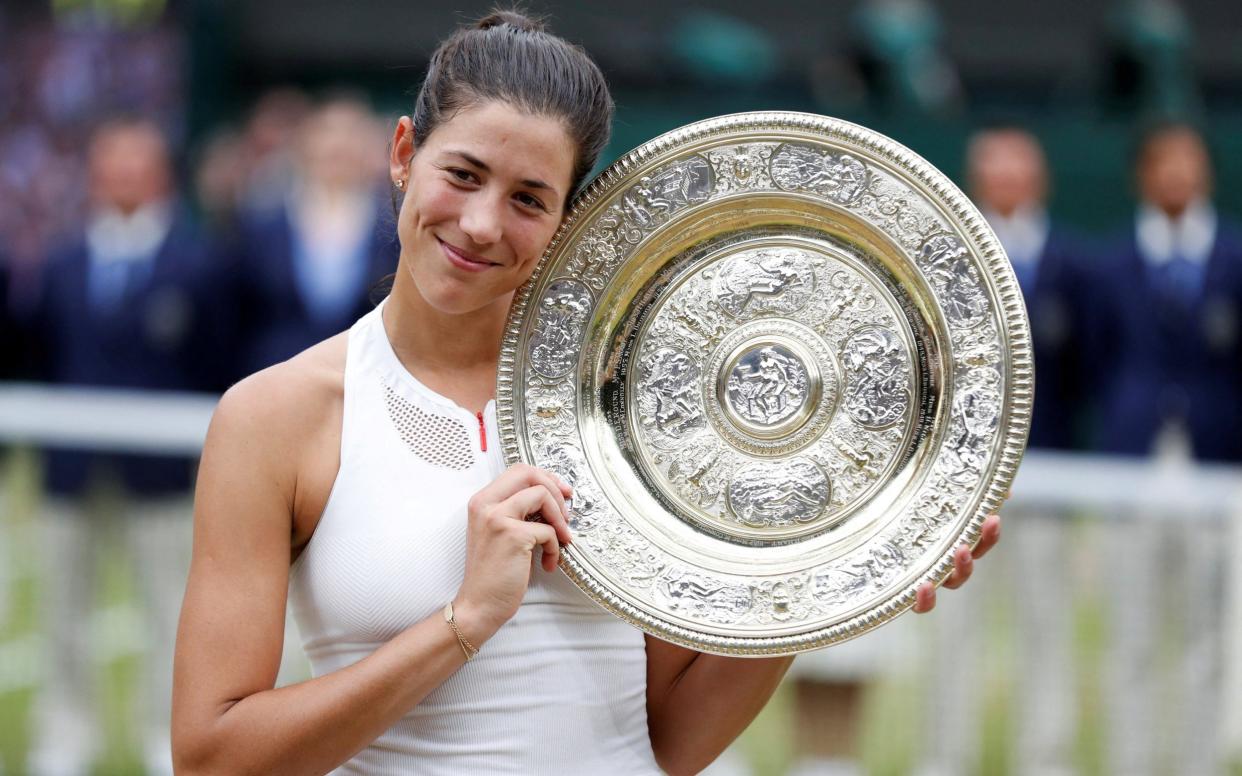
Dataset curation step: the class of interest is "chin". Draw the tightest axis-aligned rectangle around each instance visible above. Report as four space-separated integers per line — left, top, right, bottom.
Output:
414 273 500 316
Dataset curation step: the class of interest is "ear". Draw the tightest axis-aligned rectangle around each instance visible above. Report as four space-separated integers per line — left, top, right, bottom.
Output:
389 116 416 185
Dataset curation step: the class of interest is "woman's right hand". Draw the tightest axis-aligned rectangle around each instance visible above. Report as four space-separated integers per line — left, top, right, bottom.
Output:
453 463 573 644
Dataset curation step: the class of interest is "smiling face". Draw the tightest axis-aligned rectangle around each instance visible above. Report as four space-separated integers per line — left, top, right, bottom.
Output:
390 101 577 317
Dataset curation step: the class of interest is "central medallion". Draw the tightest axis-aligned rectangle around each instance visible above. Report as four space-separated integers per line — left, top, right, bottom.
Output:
721 341 818 438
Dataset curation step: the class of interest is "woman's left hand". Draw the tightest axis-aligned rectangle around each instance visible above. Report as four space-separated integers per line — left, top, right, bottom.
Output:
912 511 1002 614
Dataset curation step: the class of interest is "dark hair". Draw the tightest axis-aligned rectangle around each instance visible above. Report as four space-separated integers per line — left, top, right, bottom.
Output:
411 8 613 202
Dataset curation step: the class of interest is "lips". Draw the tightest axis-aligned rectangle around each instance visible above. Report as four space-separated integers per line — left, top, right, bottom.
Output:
438 238 498 272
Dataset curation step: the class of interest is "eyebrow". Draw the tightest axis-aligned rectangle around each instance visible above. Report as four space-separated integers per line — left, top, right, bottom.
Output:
446 150 559 196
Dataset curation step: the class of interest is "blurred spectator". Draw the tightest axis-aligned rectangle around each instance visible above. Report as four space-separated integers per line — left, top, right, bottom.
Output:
849 0 962 115
1092 120 1241 776
193 88 312 235
918 126 1092 776
26 116 220 776
0 15 182 299
969 127 1094 451
237 87 313 214
1094 122 1242 462
229 93 397 379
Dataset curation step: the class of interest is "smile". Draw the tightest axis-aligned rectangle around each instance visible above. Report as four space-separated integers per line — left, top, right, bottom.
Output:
438 238 499 272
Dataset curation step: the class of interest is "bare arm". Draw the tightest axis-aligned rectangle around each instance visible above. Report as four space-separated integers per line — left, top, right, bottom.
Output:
644 512 1003 775
171 370 476 776
645 639 793 776
173 363 574 776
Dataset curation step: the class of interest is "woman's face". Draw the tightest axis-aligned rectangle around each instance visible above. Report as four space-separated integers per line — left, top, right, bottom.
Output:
390 100 576 316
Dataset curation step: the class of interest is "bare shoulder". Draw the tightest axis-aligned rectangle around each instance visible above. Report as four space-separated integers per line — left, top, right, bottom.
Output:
212 335 345 454
202 332 349 549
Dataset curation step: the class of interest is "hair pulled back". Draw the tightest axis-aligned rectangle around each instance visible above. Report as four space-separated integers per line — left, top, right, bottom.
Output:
412 9 614 201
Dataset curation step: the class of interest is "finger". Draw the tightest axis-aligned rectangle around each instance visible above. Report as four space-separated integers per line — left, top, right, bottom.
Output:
530 469 573 545
913 582 936 613
503 485 566 531
471 464 536 510
551 471 573 498
942 546 974 589
524 521 560 572
972 513 1002 560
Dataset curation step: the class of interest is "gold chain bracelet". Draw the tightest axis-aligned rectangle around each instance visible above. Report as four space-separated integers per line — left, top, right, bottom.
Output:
443 601 479 661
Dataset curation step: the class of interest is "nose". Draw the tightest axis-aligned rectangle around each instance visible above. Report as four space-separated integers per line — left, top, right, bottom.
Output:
459 191 503 246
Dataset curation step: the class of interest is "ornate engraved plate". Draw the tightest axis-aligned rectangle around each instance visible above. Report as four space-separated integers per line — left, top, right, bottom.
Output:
497 112 1032 655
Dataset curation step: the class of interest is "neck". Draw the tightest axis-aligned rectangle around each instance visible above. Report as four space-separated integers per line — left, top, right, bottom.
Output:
382 265 511 404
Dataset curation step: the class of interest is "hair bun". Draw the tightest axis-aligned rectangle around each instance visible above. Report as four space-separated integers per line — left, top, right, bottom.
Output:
476 9 545 33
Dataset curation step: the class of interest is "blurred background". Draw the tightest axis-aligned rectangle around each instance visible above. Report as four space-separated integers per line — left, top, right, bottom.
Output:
1 0 1241 774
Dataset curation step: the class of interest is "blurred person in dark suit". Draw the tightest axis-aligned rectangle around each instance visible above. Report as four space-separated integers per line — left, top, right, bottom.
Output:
26 116 221 776
230 94 398 379
1093 120 1241 776
918 126 1092 776
1094 122 1242 463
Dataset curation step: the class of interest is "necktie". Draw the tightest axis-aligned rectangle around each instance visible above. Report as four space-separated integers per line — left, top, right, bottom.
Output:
88 259 134 315
1155 253 1202 313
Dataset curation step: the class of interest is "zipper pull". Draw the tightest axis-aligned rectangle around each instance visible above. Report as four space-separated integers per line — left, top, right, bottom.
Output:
476 411 488 452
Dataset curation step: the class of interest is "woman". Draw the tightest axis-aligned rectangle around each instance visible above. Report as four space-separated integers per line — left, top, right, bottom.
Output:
172 11 1000 775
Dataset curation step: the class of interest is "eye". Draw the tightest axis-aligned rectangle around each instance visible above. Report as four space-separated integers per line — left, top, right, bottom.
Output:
445 167 478 185
515 191 549 213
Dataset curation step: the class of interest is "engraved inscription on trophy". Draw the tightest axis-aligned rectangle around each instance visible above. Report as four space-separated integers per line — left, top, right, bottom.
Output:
769 143 869 204
726 458 831 527
529 279 593 378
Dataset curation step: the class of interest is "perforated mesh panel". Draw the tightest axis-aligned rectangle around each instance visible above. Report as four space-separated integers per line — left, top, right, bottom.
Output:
384 384 475 470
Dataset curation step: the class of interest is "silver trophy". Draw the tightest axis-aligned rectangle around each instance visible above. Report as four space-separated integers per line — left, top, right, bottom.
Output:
497 112 1032 655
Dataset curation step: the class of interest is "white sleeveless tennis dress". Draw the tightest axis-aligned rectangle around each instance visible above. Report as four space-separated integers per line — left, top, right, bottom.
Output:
287 301 661 775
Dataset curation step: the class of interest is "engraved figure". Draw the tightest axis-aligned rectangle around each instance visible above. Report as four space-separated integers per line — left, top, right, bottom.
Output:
707 144 774 193
565 228 624 287
665 438 731 508
528 380 575 421
770 144 869 203
712 248 815 318
726 458 831 527
725 346 809 426
593 522 666 586
918 234 988 328
659 572 753 620
957 384 1001 436
812 566 867 605
637 347 705 442
538 444 606 532
529 279 593 378
842 326 911 428
616 155 713 237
